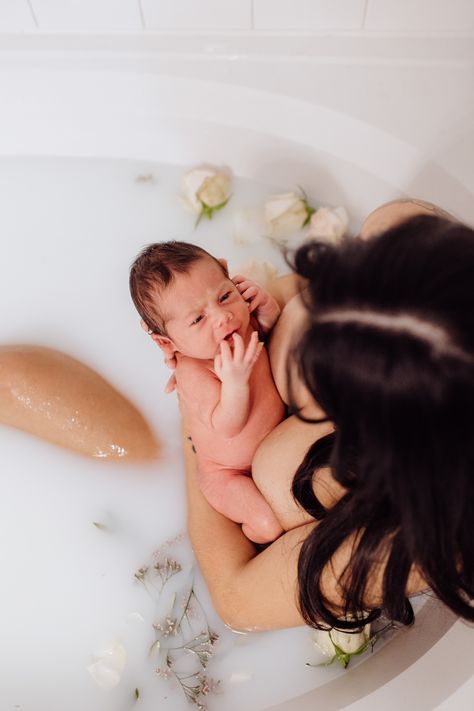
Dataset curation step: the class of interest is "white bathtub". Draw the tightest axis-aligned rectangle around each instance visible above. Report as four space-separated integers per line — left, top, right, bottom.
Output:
0 43 473 711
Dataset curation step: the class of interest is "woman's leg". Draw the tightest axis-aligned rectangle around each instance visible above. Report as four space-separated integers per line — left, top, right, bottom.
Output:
0 346 158 460
360 198 457 240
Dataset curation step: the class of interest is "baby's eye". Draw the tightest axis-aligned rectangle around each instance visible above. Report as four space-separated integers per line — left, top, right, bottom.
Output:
190 314 203 326
220 292 231 302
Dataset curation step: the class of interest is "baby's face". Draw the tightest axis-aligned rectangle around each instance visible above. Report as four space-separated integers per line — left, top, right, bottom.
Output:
157 258 251 359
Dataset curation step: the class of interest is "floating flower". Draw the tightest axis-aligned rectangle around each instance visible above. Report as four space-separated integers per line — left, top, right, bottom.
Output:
87 642 127 689
312 623 372 669
233 260 279 291
306 206 349 244
264 190 315 241
182 167 232 226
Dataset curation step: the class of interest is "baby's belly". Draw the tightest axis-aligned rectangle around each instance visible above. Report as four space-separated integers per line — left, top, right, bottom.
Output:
191 400 284 471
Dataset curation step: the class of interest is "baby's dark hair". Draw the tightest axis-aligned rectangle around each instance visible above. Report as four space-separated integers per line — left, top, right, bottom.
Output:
129 241 228 335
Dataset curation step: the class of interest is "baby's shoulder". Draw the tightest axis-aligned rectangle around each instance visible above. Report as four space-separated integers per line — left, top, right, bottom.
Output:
175 355 220 412
175 355 216 386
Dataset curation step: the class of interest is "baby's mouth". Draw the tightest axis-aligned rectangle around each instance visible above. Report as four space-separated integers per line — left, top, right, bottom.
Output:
223 329 238 341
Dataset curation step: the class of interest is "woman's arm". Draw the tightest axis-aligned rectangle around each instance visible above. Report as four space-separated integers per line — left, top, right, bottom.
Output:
183 424 313 630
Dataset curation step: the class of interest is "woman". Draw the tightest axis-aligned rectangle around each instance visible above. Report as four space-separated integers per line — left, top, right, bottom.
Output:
182 199 474 633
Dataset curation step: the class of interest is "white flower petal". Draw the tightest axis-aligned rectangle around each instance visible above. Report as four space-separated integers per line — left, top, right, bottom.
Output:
182 167 232 214
234 260 279 289
87 642 127 689
264 192 308 239
198 173 231 208
311 622 371 656
229 671 254 684
264 192 302 222
331 623 371 653
311 629 337 658
306 206 349 244
182 168 216 213
126 612 145 624
88 660 122 689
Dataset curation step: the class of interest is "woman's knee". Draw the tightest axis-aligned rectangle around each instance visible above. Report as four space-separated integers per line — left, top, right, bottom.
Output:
360 199 456 241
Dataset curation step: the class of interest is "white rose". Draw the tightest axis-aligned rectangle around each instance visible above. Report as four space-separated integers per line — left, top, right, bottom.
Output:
312 622 371 659
233 260 279 290
182 167 231 222
264 191 312 241
306 206 349 244
87 642 127 689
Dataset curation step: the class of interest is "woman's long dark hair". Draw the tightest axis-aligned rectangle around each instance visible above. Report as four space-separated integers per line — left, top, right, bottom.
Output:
289 215 474 629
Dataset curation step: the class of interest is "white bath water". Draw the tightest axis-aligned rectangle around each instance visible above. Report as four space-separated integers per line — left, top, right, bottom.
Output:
0 157 408 711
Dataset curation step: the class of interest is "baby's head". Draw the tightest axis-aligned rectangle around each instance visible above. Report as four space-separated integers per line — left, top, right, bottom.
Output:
130 241 251 359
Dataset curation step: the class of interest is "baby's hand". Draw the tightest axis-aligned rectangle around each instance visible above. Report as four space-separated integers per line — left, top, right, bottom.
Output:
232 275 281 334
214 331 263 386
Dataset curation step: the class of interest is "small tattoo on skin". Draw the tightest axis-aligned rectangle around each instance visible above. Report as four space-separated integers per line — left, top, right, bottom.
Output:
406 199 455 221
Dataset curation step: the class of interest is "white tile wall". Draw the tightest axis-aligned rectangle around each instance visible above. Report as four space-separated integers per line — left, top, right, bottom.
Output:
253 0 367 31
1 0 474 34
365 0 474 32
141 0 252 30
30 0 142 31
0 0 36 31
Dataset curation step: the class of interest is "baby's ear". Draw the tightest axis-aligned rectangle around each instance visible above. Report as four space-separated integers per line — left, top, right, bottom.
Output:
140 321 177 356
218 258 229 275
152 334 177 358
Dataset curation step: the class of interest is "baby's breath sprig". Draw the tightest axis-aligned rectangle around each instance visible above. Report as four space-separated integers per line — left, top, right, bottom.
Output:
151 584 221 707
153 558 182 588
136 537 221 708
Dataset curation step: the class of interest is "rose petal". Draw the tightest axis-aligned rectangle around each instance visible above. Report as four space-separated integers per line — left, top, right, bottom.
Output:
87 642 127 689
312 629 337 657
88 660 122 689
234 260 279 289
307 206 349 244
182 168 216 213
265 199 308 239
331 623 371 653
264 192 302 222
198 174 231 208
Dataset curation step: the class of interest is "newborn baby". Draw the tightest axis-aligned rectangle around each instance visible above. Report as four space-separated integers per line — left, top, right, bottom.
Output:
130 241 285 543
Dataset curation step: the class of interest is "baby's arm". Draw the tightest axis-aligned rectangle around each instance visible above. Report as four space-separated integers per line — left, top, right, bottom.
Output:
232 275 281 335
211 331 263 437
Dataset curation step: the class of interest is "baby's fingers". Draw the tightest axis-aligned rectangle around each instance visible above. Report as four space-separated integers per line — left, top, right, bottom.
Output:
231 274 247 288
219 338 232 363
214 351 223 376
231 332 245 360
241 286 260 309
244 331 263 363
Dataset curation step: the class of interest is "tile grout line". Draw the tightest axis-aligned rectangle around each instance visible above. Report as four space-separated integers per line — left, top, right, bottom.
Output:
362 0 369 30
137 0 146 30
26 0 39 29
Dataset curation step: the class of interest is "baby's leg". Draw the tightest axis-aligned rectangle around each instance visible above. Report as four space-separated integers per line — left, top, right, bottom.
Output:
198 468 283 544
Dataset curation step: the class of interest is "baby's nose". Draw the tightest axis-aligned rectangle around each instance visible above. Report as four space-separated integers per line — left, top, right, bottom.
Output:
215 310 232 327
